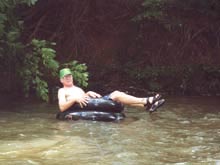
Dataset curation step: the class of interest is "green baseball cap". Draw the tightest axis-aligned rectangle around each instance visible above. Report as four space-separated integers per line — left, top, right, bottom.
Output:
59 68 72 78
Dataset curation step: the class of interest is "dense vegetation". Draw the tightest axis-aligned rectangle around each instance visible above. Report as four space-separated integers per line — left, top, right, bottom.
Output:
1 0 220 102
0 0 88 102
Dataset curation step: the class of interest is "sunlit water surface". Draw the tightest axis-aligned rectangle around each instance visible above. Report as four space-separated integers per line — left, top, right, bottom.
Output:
0 96 220 165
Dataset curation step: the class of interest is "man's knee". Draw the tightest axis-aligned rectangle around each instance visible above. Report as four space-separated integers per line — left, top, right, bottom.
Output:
109 90 123 100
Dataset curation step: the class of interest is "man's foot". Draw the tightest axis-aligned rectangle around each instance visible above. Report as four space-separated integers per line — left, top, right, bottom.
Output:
149 99 165 114
144 93 162 111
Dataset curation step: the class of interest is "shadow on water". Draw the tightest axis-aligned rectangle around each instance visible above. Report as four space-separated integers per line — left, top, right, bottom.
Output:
0 96 220 165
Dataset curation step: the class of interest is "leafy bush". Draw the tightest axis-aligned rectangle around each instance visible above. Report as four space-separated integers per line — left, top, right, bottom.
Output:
0 0 89 101
20 39 59 101
125 64 220 95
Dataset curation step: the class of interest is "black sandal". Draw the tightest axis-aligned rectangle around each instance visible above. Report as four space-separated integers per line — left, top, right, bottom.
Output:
144 94 162 111
149 99 165 114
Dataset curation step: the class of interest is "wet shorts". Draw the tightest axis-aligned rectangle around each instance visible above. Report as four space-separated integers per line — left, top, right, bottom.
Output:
102 94 112 100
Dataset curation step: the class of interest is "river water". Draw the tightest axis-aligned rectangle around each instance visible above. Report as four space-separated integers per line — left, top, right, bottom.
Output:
0 96 220 165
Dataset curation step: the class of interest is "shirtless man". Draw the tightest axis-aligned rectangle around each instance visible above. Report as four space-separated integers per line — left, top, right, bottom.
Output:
58 68 165 113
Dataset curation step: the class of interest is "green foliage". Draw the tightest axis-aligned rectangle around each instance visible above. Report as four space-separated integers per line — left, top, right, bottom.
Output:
125 65 220 95
132 0 164 21
20 39 59 101
0 0 38 7
31 39 58 76
0 0 28 93
61 61 89 88
22 0 38 6
0 13 6 37
173 0 220 11
0 0 89 102
0 0 89 101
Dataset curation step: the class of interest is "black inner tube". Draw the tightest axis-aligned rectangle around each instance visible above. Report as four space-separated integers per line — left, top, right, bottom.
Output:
70 98 124 113
56 98 125 121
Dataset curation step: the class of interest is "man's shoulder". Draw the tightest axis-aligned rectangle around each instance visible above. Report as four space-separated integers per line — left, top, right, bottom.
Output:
58 87 65 93
58 87 64 90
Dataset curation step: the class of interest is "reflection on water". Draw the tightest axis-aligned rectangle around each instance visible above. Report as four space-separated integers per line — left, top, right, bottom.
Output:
0 97 220 165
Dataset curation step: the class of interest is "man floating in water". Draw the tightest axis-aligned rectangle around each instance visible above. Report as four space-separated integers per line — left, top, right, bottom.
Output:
58 68 165 114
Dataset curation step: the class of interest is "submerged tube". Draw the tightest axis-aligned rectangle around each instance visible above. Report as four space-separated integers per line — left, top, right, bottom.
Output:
56 98 125 122
56 111 125 122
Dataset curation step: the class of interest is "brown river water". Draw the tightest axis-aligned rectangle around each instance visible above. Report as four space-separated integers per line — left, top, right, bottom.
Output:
0 96 220 165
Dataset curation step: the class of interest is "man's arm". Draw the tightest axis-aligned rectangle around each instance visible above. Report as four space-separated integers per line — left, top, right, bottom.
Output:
86 91 102 98
58 89 76 112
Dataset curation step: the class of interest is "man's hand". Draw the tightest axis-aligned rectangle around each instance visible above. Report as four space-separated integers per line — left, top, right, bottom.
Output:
75 96 89 108
86 91 102 98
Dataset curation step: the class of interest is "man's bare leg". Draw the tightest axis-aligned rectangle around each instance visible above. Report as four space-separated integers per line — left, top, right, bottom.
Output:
109 91 159 107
